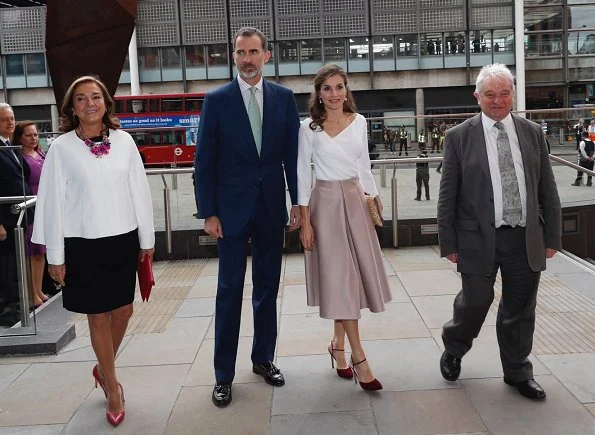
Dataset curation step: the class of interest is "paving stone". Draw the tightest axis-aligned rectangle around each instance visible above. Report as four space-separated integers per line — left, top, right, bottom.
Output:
272 354 372 416
270 410 377 435
174 297 216 317
538 353 595 402
0 425 64 435
360 338 460 392
359 303 431 340
384 246 451 272
372 389 486 435
281 285 318 315
412 295 497 329
585 403 595 417
462 375 595 435
0 364 28 394
0 361 94 425
277 313 333 357
397 269 462 296
184 337 264 386
164 383 272 435
429 327 550 380
62 364 189 435
386 275 410 303
116 317 210 367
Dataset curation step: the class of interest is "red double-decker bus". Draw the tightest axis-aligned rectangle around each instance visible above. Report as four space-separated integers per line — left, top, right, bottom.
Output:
114 93 205 166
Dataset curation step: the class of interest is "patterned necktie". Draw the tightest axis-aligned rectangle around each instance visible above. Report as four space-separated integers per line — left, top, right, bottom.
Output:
494 122 521 227
247 87 262 155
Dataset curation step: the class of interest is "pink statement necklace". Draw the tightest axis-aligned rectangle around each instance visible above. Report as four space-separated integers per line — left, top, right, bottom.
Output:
77 125 111 158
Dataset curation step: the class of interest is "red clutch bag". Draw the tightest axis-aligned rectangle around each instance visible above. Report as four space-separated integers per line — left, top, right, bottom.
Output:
137 257 155 302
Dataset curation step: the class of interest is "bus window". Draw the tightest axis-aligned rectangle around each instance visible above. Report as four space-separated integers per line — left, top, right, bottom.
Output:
149 98 160 112
130 131 149 146
150 132 162 145
127 99 146 114
115 99 125 114
185 98 203 112
162 98 183 112
162 130 184 145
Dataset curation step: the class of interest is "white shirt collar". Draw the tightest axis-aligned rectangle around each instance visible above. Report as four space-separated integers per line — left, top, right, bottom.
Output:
0 135 10 143
237 75 263 94
481 112 514 132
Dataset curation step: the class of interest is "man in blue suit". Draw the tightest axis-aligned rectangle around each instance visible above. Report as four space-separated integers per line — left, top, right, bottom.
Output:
0 103 32 326
195 27 301 407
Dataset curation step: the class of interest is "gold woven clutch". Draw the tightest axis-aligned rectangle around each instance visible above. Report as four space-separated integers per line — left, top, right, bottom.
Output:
365 195 383 227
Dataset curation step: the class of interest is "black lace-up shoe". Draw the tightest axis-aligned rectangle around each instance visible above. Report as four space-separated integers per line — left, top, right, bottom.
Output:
253 361 285 386
212 382 232 407
440 351 461 381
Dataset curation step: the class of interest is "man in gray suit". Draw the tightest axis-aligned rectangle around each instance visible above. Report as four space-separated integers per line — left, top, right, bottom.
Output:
437 64 561 400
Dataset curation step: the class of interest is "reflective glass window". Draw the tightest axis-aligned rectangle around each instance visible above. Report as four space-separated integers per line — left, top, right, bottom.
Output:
568 6 595 30
279 40 298 62
186 45 205 66
324 38 345 61
138 47 160 70
6 54 24 75
207 44 228 66
525 32 564 56
25 53 45 75
493 29 514 53
349 37 368 60
130 131 149 146
444 33 466 55
397 34 418 57
163 130 184 145
524 7 562 31
568 30 595 55
162 47 182 69
373 36 394 59
162 98 183 112
126 99 148 114
421 33 442 56
185 98 203 112
301 40 322 62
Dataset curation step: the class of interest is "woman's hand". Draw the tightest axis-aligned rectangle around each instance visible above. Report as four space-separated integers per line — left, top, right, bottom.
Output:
139 248 155 263
48 264 66 286
300 223 315 251
374 195 383 214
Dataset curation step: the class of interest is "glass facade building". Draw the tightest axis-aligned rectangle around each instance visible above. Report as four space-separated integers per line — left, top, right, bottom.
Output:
0 1 594 129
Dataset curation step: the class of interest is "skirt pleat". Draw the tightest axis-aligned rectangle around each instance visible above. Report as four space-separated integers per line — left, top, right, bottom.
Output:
305 178 392 319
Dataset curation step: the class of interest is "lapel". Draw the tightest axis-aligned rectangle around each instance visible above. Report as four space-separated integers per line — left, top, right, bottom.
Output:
511 114 531 165
0 138 21 168
470 114 491 180
227 77 260 159
261 79 276 159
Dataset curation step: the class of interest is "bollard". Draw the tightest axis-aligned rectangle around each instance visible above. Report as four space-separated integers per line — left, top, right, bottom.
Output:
381 165 387 187
171 164 178 190
14 227 30 327
391 177 398 248
161 174 173 254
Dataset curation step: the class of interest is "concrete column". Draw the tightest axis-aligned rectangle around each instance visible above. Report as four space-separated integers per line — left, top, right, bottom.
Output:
128 28 141 96
514 0 526 117
416 88 424 134
50 104 59 133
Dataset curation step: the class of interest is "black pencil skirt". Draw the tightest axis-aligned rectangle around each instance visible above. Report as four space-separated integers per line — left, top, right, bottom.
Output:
63 229 140 314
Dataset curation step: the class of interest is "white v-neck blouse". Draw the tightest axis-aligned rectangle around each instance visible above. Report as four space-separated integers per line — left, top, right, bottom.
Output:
297 113 378 205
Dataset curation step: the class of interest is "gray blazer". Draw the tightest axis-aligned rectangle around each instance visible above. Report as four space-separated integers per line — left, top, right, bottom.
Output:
437 113 562 275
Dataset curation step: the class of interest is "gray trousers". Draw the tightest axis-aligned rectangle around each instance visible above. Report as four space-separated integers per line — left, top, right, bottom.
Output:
442 226 541 382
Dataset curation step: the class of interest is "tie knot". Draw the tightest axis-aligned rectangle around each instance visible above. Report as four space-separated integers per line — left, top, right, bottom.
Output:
249 86 257 96
494 122 505 132
5 139 10 146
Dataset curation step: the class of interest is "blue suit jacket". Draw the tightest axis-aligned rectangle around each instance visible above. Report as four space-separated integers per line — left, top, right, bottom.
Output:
195 78 300 237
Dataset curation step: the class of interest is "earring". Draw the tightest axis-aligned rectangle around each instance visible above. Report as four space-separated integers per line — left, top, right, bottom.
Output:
319 98 322 104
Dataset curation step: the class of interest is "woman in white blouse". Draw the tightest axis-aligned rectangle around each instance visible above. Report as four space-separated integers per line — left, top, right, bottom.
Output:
298 65 391 391
32 76 154 427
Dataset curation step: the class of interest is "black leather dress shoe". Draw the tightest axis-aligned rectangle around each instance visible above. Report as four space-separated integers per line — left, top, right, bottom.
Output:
212 383 232 407
504 378 546 400
253 361 285 386
440 351 461 381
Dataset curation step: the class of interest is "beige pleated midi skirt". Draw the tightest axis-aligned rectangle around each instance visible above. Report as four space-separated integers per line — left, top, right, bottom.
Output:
305 177 392 319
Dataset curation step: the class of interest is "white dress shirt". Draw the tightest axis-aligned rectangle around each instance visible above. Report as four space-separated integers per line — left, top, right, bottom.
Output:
237 75 263 122
297 114 378 205
481 113 527 227
32 129 155 264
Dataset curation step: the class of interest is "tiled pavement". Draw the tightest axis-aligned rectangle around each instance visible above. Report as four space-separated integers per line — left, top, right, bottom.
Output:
1 247 595 434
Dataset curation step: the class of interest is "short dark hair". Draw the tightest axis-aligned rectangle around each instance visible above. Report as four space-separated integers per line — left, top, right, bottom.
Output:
583 131 590 138
233 26 268 51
